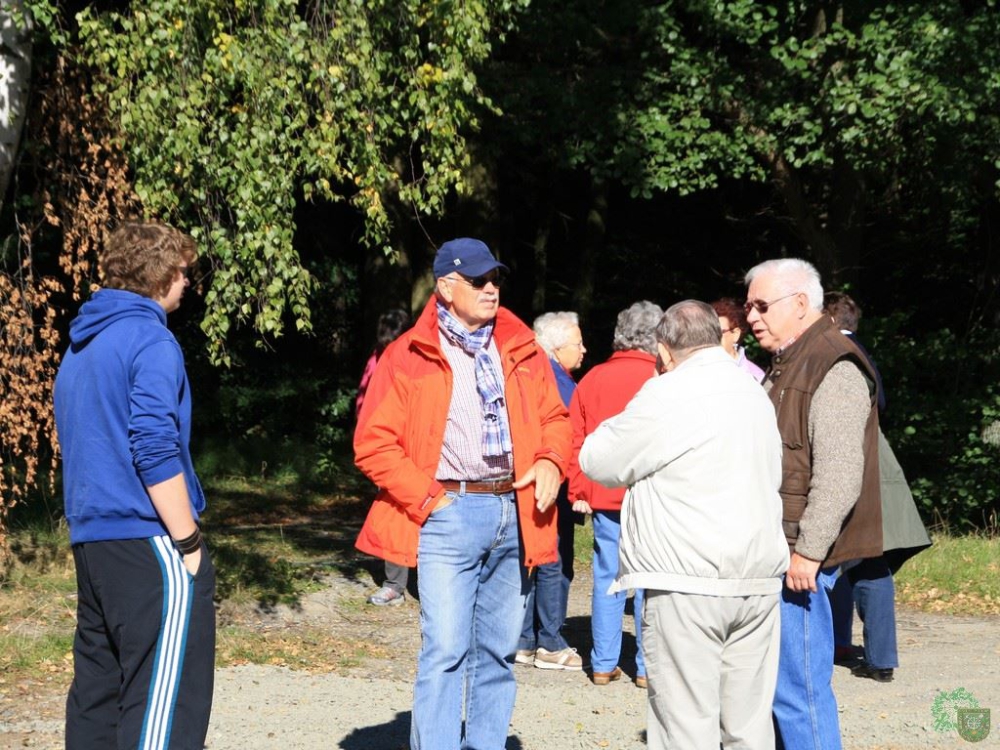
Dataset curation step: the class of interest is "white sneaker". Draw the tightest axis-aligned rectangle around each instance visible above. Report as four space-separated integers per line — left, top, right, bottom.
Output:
515 649 535 666
367 586 405 606
534 647 583 671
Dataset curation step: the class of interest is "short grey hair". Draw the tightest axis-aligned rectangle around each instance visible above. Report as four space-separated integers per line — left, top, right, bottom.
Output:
656 300 722 354
533 311 580 358
613 301 664 354
744 258 824 311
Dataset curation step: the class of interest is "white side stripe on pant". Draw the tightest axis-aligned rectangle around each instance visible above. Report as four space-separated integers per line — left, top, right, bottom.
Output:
140 536 194 750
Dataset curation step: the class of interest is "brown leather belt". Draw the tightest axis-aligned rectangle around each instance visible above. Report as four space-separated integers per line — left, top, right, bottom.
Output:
439 477 515 495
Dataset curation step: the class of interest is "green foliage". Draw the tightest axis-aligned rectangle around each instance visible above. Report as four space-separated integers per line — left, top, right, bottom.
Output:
314 386 357 478
68 0 526 363
869 314 1000 530
12 0 997 541
903 385 1000 530
194 367 358 482
20 0 68 47
620 1 1000 196
491 1 1000 214
192 362 349 483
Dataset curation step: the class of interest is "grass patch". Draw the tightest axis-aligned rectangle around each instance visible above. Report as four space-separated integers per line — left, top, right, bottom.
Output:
895 532 1000 615
0 535 77 685
217 625 388 672
573 514 594 568
0 535 76 630
0 632 75 677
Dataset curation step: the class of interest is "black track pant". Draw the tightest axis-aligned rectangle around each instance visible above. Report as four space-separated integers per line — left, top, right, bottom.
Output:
66 536 215 750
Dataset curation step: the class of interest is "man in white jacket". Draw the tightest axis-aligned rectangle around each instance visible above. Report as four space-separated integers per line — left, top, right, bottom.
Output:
579 300 789 750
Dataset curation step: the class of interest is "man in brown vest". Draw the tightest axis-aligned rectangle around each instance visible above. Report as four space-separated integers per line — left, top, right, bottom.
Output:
744 258 882 750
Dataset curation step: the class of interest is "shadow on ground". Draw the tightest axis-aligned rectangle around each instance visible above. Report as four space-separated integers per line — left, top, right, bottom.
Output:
563 600 643 681
339 712 526 750
202 471 378 609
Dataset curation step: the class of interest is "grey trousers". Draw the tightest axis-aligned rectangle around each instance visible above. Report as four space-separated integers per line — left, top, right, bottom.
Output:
643 590 780 750
384 561 409 593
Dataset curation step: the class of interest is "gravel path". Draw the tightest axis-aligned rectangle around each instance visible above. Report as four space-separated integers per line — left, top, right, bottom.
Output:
4 565 998 749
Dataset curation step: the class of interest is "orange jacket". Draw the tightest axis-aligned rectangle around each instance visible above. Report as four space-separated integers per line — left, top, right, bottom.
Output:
354 296 572 568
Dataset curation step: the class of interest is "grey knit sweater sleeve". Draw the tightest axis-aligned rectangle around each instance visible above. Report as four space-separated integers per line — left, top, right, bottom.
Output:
797 360 871 561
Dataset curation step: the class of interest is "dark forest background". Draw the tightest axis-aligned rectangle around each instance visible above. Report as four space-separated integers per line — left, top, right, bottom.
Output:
2 0 999 533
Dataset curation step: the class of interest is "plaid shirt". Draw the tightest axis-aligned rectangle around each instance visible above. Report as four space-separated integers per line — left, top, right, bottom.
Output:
435 330 513 481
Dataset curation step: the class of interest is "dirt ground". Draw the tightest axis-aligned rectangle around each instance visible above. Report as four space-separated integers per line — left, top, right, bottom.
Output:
2 557 998 750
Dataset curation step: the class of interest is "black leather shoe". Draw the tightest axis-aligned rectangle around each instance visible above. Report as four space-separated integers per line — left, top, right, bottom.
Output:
851 663 894 682
834 645 863 667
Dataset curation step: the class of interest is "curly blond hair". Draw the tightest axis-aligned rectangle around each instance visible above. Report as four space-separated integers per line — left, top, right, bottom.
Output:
100 220 197 299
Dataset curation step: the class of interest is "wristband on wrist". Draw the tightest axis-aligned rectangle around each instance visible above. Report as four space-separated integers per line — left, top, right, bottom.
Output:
173 527 202 556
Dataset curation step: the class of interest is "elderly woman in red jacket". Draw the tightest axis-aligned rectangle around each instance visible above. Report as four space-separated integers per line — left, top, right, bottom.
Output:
567 300 663 688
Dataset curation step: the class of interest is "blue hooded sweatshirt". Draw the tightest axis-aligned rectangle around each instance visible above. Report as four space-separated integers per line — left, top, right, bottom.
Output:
55 289 205 544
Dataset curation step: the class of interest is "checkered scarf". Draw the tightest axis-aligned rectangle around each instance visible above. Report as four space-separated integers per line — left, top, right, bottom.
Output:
437 303 512 458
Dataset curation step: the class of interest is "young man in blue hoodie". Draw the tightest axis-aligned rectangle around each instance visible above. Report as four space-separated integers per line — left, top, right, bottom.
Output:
55 220 215 750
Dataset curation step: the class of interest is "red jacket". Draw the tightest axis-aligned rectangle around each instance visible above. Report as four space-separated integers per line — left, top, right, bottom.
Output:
354 296 572 568
567 350 657 511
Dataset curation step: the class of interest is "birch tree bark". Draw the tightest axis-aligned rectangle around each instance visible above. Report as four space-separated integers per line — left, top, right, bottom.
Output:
0 0 32 214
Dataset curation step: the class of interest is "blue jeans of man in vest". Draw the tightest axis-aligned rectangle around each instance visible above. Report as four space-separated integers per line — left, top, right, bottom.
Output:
773 567 842 750
830 558 899 669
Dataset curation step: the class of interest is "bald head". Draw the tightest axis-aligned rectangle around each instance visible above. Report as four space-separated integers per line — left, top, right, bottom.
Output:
655 300 722 368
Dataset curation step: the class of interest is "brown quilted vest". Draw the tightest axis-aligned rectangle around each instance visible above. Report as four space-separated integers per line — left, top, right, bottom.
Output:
765 315 882 567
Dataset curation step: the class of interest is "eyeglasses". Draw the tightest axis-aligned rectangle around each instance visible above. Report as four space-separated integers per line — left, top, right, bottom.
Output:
744 292 799 316
176 265 195 280
449 269 508 290
558 341 585 350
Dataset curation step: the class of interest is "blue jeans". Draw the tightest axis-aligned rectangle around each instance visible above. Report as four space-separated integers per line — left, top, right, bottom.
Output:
829 572 854 649
773 567 842 750
831 558 898 668
412 490 527 750
591 511 645 677
519 488 575 652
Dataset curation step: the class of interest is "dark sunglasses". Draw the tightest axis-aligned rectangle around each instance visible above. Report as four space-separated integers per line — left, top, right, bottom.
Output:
743 292 798 315
454 269 508 290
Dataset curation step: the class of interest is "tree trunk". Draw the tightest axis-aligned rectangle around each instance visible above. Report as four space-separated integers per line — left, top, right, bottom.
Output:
828 159 866 289
0 1 32 214
573 179 608 322
729 98 846 283
531 210 552 315
765 149 841 280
